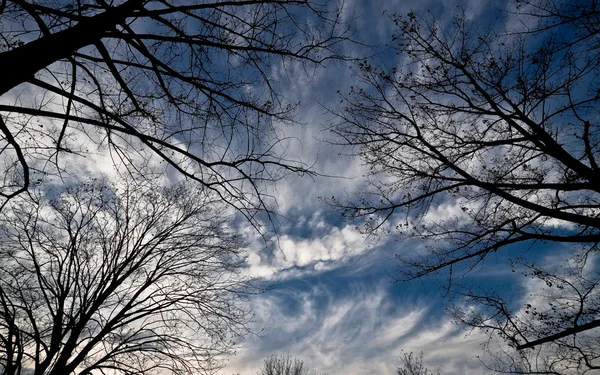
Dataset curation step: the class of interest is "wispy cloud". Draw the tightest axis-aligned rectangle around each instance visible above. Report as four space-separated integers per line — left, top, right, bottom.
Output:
224 282 488 375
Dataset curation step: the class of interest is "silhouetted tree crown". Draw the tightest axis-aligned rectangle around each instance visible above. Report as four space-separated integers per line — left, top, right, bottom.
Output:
0 178 255 375
397 352 440 375
259 354 327 375
0 0 350 220
332 0 600 373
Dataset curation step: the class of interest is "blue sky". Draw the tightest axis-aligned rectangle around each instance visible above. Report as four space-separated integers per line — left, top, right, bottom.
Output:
1 1 597 374
218 1 541 374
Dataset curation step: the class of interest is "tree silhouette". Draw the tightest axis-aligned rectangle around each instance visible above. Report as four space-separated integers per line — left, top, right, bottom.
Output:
0 178 255 375
448 251 600 375
332 0 600 357
397 351 440 375
259 354 326 375
0 0 350 218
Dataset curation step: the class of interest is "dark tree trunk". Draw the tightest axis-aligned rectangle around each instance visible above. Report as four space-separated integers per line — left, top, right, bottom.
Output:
0 0 144 95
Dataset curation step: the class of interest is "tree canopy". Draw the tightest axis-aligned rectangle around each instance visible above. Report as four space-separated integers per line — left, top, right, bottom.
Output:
0 1 351 374
0 178 254 375
332 0 600 372
0 0 350 219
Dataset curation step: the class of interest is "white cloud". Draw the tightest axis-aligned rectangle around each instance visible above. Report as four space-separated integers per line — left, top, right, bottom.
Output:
223 283 488 375
243 217 372 280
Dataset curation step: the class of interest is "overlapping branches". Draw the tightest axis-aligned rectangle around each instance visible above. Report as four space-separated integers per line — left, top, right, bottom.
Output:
0 0 351 220
449 252 600 374
330 0 600 362
332 2 600 280
0 178 255 375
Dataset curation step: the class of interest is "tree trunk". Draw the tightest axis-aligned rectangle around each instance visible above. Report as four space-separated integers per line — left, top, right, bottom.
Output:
0 0 144 95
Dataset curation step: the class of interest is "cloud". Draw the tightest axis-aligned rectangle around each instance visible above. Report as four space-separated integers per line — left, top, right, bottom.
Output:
242 211 375 280
223 282 489 375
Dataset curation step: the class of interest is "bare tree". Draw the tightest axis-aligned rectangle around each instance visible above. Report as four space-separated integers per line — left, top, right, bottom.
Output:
448 251 600 374
331 0 600 364
259 354 326 375
397 351 440 375
0 0 351 218
0 178 255 375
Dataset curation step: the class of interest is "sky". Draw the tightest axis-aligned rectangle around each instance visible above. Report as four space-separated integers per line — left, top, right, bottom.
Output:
219 1 535 374
1 0 592 374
